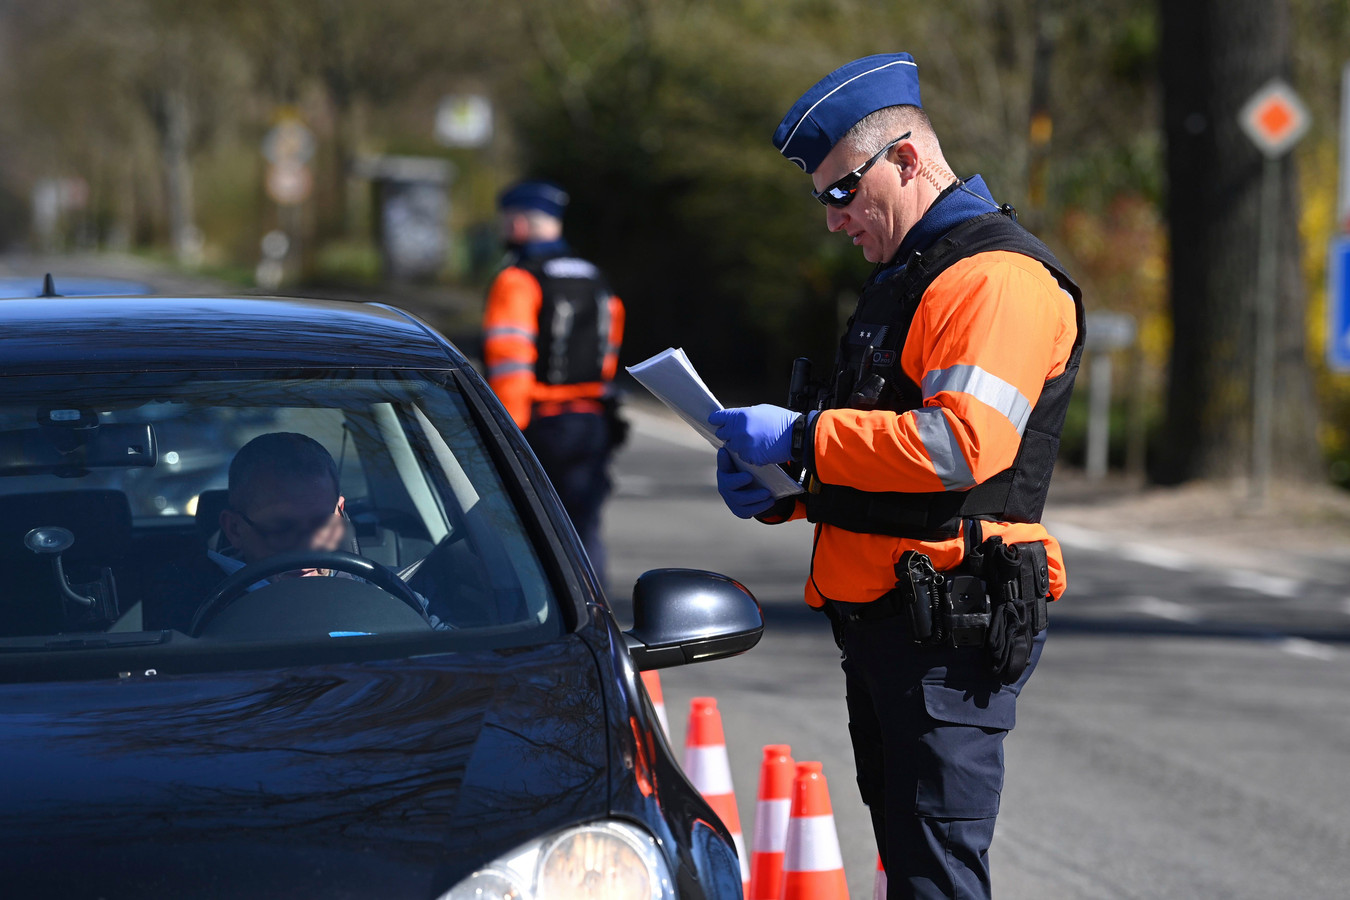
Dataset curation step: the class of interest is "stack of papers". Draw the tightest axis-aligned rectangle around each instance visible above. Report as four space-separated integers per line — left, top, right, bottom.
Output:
626 348 803 500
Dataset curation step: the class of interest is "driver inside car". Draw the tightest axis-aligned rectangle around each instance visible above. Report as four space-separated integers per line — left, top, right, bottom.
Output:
214 431 356 581
147 432 447 632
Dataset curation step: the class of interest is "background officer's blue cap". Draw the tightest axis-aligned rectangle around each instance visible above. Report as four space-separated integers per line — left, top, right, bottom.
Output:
498 180 570 218
772 53 922 174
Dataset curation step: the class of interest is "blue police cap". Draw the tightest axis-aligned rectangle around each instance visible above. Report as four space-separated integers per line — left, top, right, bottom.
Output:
498 180 570 218
772 53 921 174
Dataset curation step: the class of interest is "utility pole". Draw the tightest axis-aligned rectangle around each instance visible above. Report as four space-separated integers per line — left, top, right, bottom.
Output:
1236 78 1310 504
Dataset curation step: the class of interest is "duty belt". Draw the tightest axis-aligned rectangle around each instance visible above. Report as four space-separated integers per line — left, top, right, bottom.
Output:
826 538 1050 651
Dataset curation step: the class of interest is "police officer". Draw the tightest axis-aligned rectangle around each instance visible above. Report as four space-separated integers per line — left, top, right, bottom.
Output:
708 54 1083 899
482 180 626 586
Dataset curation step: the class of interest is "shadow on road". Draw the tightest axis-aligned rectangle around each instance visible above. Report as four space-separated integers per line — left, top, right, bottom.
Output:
1048 616 1350 644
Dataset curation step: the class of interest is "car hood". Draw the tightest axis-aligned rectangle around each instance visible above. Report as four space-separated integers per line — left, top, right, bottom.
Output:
0 635 610 898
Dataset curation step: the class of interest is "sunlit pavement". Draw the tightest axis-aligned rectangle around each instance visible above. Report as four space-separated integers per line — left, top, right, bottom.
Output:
607 406 1350 899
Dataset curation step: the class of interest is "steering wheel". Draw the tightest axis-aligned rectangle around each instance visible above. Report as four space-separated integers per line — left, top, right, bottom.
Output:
189 550 428 637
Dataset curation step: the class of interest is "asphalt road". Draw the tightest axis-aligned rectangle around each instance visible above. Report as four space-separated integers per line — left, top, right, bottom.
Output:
606 408 1350 899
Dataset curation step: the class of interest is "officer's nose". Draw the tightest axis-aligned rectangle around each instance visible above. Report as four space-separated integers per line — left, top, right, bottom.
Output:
825 205 849 233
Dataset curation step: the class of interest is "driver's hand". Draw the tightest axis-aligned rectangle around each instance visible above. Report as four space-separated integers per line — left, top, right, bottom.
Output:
274 567 329 580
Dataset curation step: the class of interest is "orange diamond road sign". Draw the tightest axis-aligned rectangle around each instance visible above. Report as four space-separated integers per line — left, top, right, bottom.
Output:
1238 77 1310 159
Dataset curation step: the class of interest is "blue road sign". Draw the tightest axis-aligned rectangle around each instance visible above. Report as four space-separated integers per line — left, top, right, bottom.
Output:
1331 237 1350 372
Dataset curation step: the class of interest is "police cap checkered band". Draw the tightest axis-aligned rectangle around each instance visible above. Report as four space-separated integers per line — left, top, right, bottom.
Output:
772 53 921 175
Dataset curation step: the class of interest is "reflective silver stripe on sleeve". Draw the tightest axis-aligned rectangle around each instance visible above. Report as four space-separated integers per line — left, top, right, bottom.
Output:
921 365 1032 435
912 406 976 490
485 326 537 341
487 360 534 378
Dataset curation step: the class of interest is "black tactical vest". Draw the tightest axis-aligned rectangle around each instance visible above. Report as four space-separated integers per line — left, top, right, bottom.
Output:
804 209 1085 540
517 254 614 386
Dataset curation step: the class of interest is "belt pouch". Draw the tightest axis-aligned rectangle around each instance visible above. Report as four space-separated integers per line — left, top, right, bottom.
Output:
1016 539 1051 632
986 539 1033 683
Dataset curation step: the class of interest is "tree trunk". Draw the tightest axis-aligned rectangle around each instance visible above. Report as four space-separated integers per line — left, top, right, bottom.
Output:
154 84 199 266
1154 0 1320 484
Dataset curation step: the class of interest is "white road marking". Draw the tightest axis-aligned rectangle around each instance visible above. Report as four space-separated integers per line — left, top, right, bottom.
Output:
1220 571 1302 598
1131 596 1204 623
1126 599 1339 662
1045 521 1112 552
1275 637 1337 662
1050 522 1195 571
1117 542 1195 571
614 474 656 497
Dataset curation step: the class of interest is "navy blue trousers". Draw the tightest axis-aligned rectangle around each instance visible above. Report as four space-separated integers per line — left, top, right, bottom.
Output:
841 617 1045 899
524 411 612 586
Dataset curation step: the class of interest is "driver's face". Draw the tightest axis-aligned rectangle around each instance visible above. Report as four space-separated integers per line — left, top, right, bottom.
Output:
220 475 345 570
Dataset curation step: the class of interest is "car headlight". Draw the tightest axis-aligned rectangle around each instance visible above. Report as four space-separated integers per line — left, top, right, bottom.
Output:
439 820 676 900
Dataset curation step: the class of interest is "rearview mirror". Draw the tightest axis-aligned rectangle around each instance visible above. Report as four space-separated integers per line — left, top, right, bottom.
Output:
0 423 157 475
623 568 763 671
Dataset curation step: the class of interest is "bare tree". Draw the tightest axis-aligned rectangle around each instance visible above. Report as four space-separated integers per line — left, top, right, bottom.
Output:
1 0 248 260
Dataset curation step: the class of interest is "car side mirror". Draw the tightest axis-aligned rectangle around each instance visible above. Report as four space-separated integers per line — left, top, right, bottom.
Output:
623 568 764 671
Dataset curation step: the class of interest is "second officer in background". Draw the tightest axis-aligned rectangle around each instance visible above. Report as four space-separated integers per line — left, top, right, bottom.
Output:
482 180 626 587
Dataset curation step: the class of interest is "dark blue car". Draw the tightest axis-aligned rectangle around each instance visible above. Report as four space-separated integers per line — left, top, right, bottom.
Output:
0 293 760 899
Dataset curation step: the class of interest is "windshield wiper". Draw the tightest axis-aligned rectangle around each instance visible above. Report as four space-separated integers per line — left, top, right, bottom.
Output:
0 632 168 653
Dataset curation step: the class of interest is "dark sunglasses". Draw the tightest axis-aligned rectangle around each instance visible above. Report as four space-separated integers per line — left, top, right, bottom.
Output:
233 508 342 545
811 131 911 208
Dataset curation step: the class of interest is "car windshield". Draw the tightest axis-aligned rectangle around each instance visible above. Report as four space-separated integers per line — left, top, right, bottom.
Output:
0 368 563 681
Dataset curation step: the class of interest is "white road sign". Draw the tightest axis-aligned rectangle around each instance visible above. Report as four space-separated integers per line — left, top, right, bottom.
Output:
435 94 493 148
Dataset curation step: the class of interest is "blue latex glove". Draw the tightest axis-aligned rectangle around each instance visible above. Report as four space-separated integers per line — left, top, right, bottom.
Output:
715 447 775 519
708 404 801 466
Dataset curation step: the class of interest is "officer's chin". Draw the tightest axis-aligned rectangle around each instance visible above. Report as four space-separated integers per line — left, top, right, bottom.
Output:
864 239 900 265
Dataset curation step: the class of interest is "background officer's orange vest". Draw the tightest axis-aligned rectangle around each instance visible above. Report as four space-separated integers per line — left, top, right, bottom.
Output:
483 254 625 430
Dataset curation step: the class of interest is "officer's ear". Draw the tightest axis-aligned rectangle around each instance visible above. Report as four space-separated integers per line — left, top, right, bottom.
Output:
893 139 922 184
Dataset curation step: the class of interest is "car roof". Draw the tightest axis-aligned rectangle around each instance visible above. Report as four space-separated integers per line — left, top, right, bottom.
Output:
0 276 153 299
0 296 467 376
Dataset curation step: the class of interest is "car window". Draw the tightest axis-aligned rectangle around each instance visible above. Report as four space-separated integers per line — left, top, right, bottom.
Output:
0 369 563 680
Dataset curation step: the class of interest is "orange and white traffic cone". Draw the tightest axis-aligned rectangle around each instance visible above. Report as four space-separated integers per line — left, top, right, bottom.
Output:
640 670 669 737
873 853 886 900
748 744 795 900
781 761 849 900
683 697 749 895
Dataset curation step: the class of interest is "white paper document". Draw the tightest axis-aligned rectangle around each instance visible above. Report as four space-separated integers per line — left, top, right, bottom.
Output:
626 348 804 499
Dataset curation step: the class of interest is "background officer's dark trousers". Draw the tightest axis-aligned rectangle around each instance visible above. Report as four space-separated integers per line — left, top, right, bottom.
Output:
841 616 1046 900
525 410 613 586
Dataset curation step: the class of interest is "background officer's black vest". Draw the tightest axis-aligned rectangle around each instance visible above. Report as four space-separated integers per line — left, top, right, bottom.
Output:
518 254 614 386
805 209 1086 541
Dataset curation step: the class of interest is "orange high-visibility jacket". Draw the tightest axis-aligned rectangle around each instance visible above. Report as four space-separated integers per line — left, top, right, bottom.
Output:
482 263 625 430
771 250 1077 607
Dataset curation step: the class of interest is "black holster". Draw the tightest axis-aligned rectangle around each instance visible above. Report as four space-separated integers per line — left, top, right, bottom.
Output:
894 550 946 645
